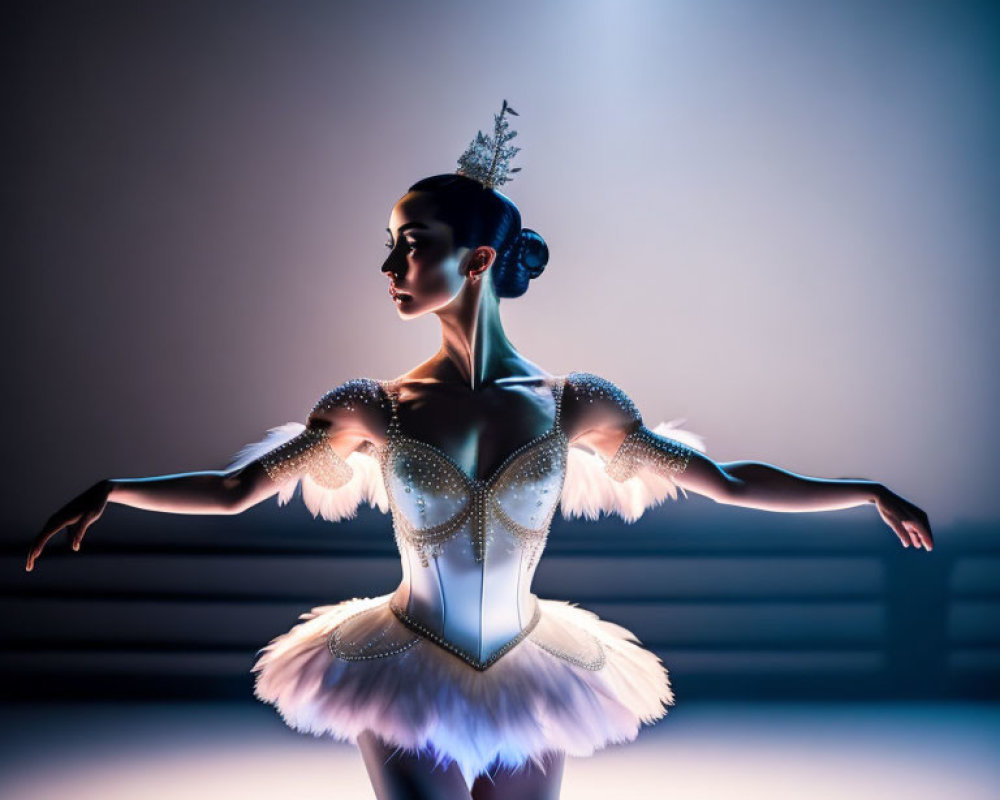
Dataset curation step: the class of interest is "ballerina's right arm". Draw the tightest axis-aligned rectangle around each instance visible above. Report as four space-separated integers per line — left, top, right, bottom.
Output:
26 381 385 571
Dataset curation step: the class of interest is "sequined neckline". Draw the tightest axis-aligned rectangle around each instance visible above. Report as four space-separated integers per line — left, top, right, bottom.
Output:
378 375 567 490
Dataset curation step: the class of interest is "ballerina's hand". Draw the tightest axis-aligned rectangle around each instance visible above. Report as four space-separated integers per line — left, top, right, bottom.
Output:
874 486 934 551
26 480 112 572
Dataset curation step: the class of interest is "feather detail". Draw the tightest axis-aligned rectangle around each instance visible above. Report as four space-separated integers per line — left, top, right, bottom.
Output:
300 447 389 521
560 420 707 523
252 593 673 790
226 422 306 472
226 423 389 521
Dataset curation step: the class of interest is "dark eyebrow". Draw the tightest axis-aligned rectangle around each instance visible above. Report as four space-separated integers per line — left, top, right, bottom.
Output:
386 222 431 238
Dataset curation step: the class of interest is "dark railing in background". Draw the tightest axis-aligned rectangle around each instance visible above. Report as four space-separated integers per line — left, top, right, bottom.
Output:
2 497 997 701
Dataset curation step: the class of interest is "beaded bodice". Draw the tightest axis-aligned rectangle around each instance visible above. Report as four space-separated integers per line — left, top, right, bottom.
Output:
238 370 703 670
375 376 569 669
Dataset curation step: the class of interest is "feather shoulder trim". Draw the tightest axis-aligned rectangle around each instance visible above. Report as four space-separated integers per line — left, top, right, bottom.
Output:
225 422 389 522
560 420 707 523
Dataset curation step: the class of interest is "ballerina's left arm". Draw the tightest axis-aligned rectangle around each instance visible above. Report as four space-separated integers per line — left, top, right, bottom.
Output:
677 450 932 551
565 373 934 551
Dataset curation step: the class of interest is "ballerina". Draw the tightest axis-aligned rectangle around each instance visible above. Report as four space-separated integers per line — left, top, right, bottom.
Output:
26 101 933 800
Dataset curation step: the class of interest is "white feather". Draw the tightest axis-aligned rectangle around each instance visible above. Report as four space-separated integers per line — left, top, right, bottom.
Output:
226 423 389 521
253 594 673 790
560 420 708 523
229 417 704 526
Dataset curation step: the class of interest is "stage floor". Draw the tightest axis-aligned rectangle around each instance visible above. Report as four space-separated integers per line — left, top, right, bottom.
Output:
1 700 997 799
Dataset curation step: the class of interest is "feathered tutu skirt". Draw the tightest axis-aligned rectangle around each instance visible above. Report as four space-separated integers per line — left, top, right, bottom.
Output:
234 403 704 788
252 593 673 787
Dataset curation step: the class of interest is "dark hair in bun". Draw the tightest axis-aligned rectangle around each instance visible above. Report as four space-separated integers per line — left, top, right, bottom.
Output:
407 173 549 299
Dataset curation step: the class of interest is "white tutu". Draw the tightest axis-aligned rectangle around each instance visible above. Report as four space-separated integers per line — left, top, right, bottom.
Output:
252 593 673 787
238 373 702 788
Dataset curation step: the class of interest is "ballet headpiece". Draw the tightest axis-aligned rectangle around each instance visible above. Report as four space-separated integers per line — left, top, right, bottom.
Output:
455 99 521 190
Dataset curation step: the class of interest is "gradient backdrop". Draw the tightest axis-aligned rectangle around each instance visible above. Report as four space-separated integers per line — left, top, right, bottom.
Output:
5 0 998 528
4 4 1000 798
3 0 999 715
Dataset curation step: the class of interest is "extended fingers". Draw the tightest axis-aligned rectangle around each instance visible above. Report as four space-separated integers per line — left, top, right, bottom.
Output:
915 510 934 551
69 519 86 551
878 496 935 553
881 510 910 548
70 512 99 551
897 504 933 551
900 504 934 551
26 513 79 571
905 519 934 551
900 516 922 549
26 529 57 571
886 512 934 553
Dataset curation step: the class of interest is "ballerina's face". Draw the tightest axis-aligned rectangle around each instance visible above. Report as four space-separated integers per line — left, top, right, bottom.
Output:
382 191 472 319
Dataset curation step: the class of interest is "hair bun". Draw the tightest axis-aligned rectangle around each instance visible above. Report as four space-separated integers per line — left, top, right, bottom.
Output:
518 228 549 278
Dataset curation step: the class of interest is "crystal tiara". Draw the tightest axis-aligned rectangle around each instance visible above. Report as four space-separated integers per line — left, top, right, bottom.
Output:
455 99 522 190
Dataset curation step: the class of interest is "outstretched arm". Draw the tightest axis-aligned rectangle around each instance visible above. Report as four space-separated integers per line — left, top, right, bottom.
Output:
676 452 932 550
25 451 325 572
106 412 363 515
105 459 278 514
610 425 932 550
680 454 879 513
25 381 381 571
564 372 933 551
25 462 278 571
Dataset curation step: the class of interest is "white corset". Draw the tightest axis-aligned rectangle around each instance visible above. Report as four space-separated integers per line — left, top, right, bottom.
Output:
246 371 694 790
231 371 707 674
376 377 568 670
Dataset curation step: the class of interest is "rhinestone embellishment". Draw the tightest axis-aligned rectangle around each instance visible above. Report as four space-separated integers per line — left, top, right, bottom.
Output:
258 378 390 489
378 377 567 567
327 604 422 661
311 378 387 416
293 372 693 676
564 372 695 482
259 425 354 489
605 425 695 482
531 636 607 671
565 370 643 422
389 598 542 671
